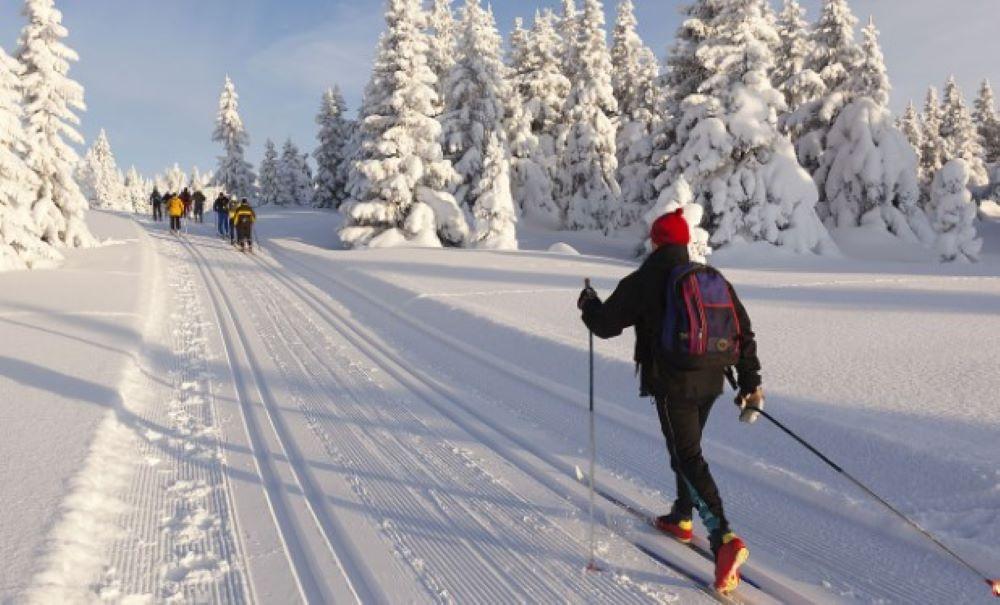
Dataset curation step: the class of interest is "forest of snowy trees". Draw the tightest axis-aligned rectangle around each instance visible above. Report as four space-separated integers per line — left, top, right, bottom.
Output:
2 0 997 270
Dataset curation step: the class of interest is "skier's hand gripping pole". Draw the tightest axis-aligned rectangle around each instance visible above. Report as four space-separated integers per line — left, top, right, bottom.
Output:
723 368 1000 597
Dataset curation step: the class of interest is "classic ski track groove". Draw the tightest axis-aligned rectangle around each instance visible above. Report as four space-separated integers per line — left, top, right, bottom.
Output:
243 246 765 605
180 235 368 604
232 251 667 604
266 243 956 605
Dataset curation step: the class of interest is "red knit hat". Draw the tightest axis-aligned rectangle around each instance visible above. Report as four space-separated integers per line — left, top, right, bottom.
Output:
650 209 691 247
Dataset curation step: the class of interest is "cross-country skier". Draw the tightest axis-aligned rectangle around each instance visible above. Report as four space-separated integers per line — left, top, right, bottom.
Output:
232 199 256 252
180 187 192 218
166 192 185 234
227 196 240 245
213 192 230 237
192 190 206 223
150 187 163 222
577 210 764 596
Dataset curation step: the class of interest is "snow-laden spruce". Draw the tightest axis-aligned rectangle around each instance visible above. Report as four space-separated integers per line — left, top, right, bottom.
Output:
258 139 279 206
426 0 457 113
339 0 468 248
665 0 832 254
441 0 512 210
0 46 57 270
313 88 351 208
560 0 580 83
277 139 313 206
641 176 711 263
77 130 125 211
560 0 620 232
819 97 935 243
853 18 890 109
774 0 825 136
791 0 863 178
974 80 1000 166
162 163 188 194
18 0 95 249
898 101 924 177
189 166 211 193
471 134 517 249
123 167 148 214
611 0 659 228
211 77 256 200
940 77 988 187
507 10 568 226
920 87 947 188
928 159 982 262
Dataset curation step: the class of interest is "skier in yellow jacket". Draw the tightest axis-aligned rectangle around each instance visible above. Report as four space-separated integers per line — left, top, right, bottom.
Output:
232 199 257 252
167 193 185 234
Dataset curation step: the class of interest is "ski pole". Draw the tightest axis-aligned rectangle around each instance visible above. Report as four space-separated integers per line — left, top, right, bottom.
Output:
724 370 1000 597
584 278 600 573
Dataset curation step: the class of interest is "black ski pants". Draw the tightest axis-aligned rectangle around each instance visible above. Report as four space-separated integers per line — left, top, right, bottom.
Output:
153 203 162 221
655 395 728 534
170 216 181 231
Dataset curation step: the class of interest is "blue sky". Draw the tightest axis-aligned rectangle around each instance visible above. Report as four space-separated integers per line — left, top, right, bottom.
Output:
1 0 997 178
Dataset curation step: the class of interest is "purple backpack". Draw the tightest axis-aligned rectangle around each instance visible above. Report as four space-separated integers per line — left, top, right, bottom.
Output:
660 263 742 370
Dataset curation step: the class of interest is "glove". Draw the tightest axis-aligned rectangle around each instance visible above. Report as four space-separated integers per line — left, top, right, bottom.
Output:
736 387 764 424
577 285 599 311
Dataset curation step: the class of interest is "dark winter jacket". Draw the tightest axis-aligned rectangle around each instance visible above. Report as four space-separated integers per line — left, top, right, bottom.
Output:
213 196 228 213
193 191 206 208
581 245 761 402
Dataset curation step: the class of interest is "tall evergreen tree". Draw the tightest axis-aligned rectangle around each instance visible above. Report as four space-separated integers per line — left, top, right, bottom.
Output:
793 0 863 180
560 0 620 232
211 76 256 200
123 166 147 214
258 139 279 206
18 0 94 248
940 76 988 186
426 0 457 113
665 0 831 253
898 101 924 175
929 159 982 262
774 0 824 128
276 139 312 206
471 133 517 249
163 163 187 193
920 86 947 186
560 0 580 83
0 46 54 269
611 0 659 226
973 79 1000 166
441 0 511 210
76 129 125 210
853 17 890 107
313 87 351 208
340 0 468 248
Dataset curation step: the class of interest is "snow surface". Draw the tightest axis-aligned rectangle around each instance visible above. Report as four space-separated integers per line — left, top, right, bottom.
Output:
1 207 999 604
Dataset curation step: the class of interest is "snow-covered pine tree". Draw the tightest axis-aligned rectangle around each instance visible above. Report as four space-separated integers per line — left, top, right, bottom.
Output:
313 87 350 208
792 0 863 179
77 129 125 210
471 133 517 249
928 159 982 262
164 163 187 193
18 0 94 248
339 0 468 248
0 45 55 269
123 166 147 214
560 0 620 232
441 0 511 210
920 87 946 186
940 77 988 186
276 139 312 206
898 101 924 176
773 0 825 135
560 0 580 83
611 0 659 227
819 97 935 242
973 79 1000 166
641 175 711 262
426 0 457 113
853 17 890 108
647 1 722 213
211 76 256 200
258 139 279 206
189 166 210 192
665 0 832 253
507 10 568 226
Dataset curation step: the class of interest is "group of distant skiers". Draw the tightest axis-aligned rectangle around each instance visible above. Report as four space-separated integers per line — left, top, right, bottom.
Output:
148 187 257 252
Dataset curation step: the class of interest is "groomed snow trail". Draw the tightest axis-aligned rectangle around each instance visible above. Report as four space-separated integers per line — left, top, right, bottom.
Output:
164 221 732 603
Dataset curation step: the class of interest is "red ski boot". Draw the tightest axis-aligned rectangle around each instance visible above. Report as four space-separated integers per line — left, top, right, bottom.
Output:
712 532 749 595
654 512 693 544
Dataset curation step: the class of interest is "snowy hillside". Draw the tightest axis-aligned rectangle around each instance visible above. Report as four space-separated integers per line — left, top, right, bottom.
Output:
2 207 997 604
